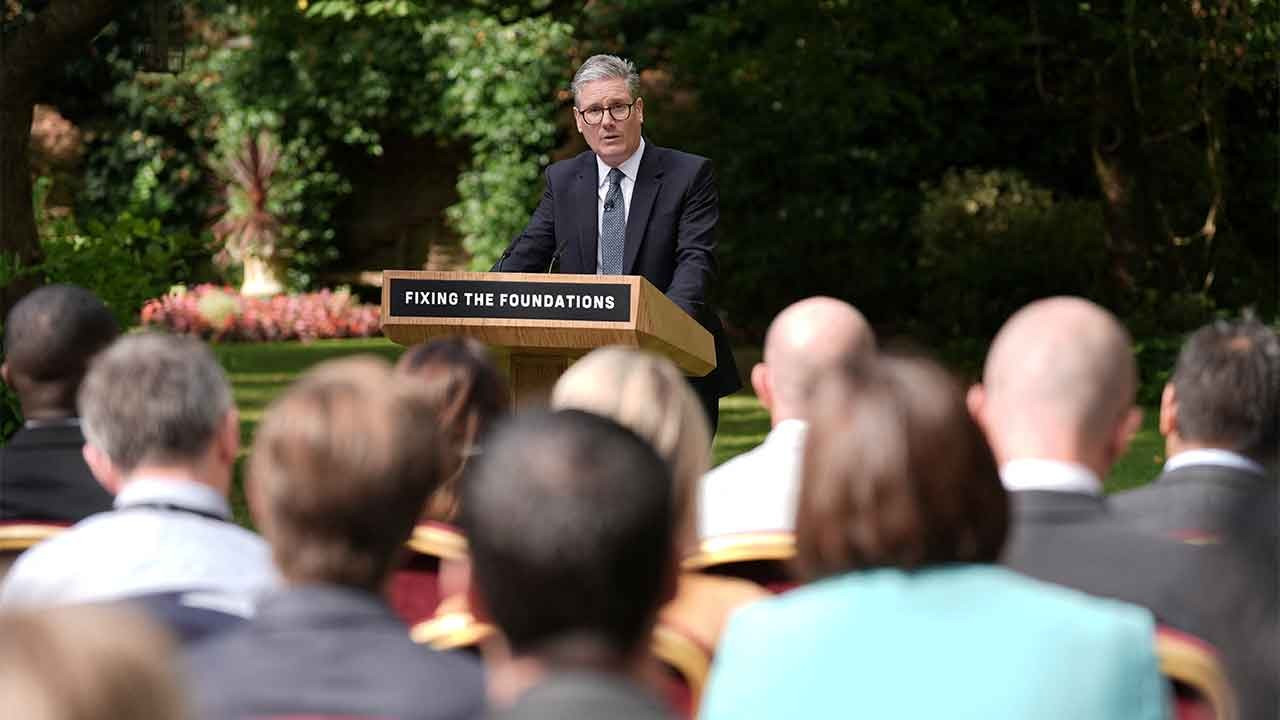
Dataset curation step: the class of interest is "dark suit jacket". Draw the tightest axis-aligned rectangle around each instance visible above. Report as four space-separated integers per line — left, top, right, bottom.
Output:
498 142 741 397
490 671 672 720
1113 463 1277 555
0 423 113 523
1003 490 1277 719
187 585 486 720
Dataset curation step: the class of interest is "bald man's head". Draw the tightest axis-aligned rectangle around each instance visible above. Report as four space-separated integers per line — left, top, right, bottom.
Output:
754 297 876 423
970 297 1141 473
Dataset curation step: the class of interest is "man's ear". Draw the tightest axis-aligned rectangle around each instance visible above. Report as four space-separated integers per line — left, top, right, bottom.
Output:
634 96 644 125
751 363 773 413
1107 406 1144 466
82 442 123 495
965 383 986 426
216 410 240 466
1158 383 1178 439
1 362 10 390
573 106 585 135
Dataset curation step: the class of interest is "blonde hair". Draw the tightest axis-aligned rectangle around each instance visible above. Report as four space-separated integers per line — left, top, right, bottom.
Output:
0 605 187 720
551 347 710 550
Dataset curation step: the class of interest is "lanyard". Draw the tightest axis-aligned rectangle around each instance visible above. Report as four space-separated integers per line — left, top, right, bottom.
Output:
122 502 228 523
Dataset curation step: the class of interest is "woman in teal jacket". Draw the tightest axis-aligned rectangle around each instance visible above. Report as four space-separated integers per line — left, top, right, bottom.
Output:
699 355 1169 720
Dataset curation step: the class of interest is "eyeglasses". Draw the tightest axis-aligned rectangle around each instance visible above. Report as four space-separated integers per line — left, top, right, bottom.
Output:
576 99 639 125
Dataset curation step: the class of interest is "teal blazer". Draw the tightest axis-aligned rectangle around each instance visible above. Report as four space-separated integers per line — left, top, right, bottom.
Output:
700 565 1168 720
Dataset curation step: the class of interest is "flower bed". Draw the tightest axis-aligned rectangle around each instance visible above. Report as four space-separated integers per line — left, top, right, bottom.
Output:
140 285 381 342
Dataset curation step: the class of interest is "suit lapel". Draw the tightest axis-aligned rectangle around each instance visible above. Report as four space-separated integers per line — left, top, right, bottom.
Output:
576 156 599 272
624 143 663 275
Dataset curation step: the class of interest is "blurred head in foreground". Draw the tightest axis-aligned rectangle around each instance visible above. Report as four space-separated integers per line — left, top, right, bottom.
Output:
796 354 1008 580
1163 315 1280 466
2 283 119 419
0 604 186 720
396 337 510 522
552 347 708 550
967 296 1141 478
249 355 446 591
463 409 675 664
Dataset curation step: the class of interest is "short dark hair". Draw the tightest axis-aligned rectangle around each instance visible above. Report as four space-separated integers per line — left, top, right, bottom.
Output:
3 284 118 410
1171 316 1280 464
461 409 674 657
251 356 446 590
796 354 1008 580
396 337 509 521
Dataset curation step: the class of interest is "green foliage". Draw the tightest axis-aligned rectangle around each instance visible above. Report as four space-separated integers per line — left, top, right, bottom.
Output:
914 168 1109 340
22 178 204 330
215 1 571 273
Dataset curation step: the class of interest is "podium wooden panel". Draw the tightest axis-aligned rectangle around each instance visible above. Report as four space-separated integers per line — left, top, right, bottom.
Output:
381 270 715 406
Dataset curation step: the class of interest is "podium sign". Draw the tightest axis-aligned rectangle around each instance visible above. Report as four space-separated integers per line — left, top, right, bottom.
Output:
381 270 715 405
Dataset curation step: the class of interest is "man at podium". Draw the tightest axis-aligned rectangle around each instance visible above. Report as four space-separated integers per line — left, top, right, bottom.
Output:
496 54 740 432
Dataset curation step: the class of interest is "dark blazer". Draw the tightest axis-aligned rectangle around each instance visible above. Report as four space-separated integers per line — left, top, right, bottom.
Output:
498 142 741 398
490 671 673 720
1003 490 1277 719
1113 463 1277 554
0 423 113 523
187 585 486 720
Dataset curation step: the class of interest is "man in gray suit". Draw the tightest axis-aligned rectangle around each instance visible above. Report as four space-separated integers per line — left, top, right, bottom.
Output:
1114 316 1277 718
1114 316 1277 552
464 410 677 720
187 357 484 720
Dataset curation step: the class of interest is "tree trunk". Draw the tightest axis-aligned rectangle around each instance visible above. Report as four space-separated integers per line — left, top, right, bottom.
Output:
0 92 40 315
0 0 133 318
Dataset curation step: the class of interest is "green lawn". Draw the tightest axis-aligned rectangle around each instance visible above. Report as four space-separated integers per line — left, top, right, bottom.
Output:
216 338 1161 521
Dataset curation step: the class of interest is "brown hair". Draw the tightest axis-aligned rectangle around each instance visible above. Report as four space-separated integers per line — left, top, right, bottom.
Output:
0 605 187 720
396 338 510 521
795 354 1008 580
249 356 446 591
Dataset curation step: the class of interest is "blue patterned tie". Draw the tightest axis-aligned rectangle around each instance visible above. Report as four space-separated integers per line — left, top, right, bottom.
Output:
600 168 626 275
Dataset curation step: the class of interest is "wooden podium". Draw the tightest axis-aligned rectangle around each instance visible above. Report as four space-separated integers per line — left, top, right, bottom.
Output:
381 270 715 405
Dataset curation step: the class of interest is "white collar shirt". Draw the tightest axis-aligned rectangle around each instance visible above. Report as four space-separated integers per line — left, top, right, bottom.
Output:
1000 458 1104 496
0 475 277 609
595 138 645 273
698 419 807 539
1163 448 1268 477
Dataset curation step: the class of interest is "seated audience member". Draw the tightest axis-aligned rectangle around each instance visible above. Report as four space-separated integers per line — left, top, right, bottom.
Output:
1114 315 1278 717
187 356 485 720
700 355 1167 720
0 333 275 609
552 348 766 649
698 297 875 539
395 336 510 523
1115 316 1277 551
463 409 678 719
968 296 1270 716
1 284 117 523
390 338 510 625
0 604 188 720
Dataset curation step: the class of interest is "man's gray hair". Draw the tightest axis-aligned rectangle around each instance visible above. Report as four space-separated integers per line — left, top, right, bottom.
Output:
572 54 640 104
78 332 233 473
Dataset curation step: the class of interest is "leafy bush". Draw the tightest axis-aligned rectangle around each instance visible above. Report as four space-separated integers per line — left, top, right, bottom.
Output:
140 284 381 342
913 168 1110 341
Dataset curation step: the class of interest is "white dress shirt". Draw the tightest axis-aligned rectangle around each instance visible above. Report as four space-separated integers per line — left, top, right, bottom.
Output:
0 476 277 609
1163 448 1268 476
595 139 645 273
698 419 807 539
999 458 1104 496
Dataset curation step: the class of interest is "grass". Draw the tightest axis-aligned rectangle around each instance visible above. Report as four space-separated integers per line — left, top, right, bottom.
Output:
215 338 1161 521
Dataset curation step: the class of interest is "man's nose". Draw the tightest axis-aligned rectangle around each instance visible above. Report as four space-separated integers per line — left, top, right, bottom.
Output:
600 113 617 130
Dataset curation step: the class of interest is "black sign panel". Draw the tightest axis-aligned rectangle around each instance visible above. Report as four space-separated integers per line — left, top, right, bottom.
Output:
388 277 631 323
